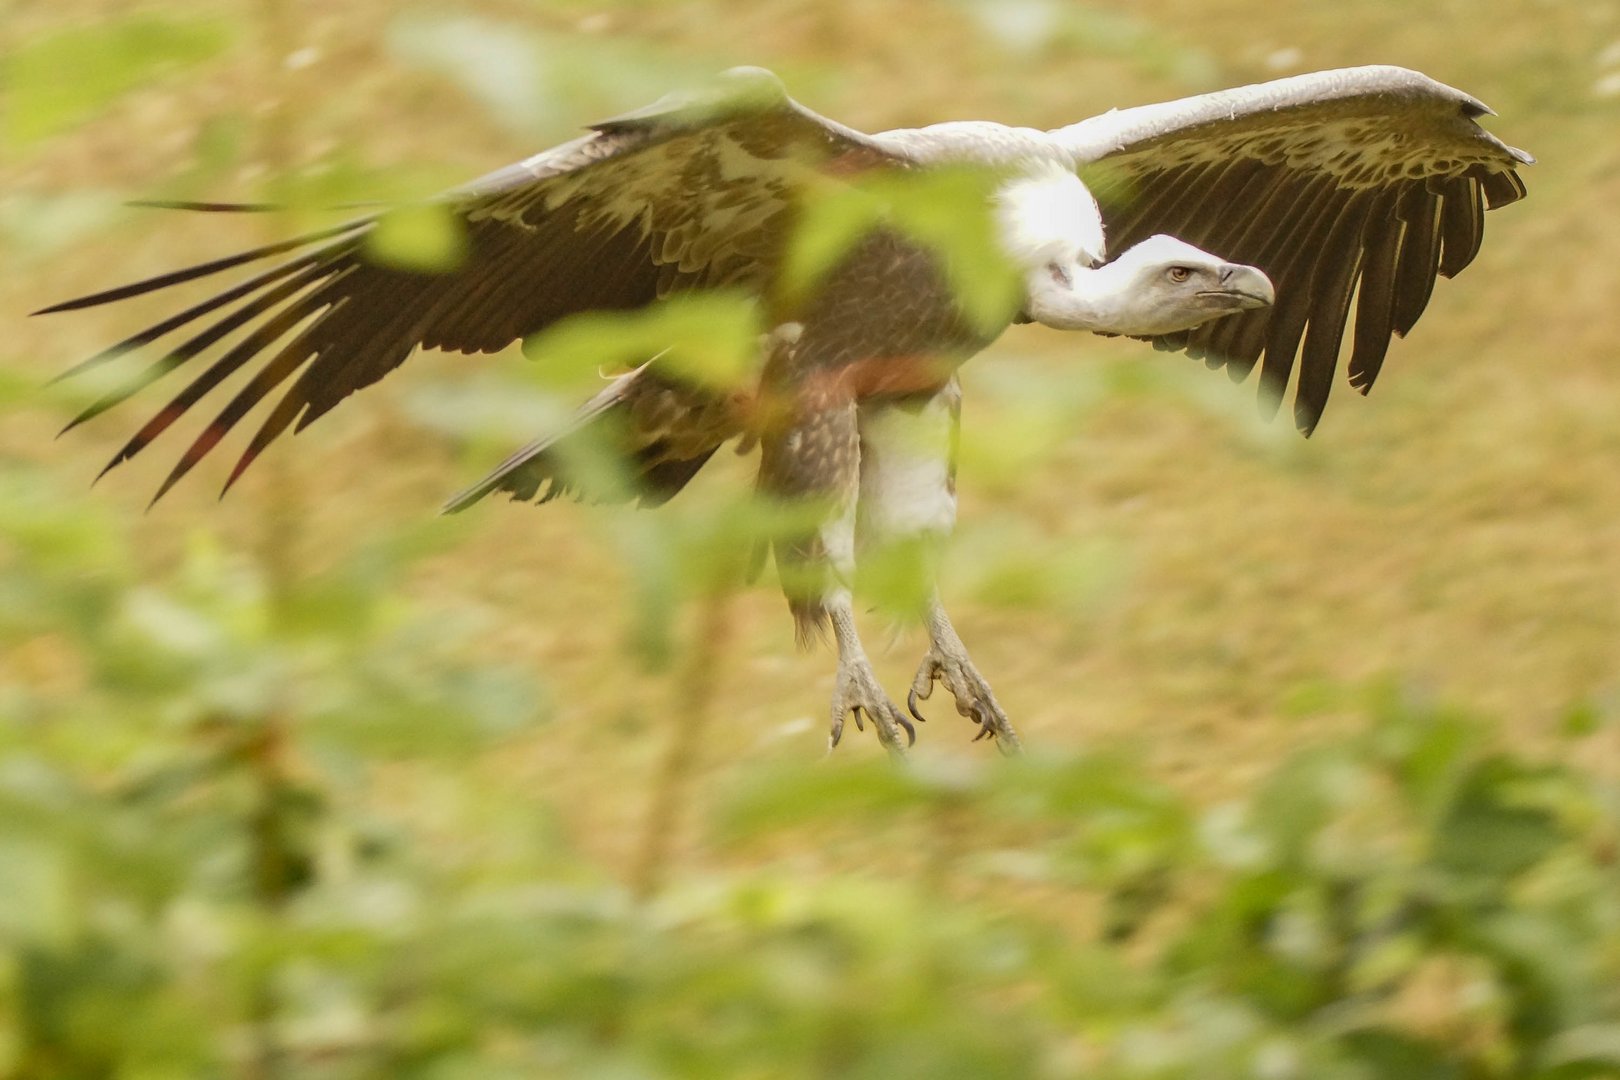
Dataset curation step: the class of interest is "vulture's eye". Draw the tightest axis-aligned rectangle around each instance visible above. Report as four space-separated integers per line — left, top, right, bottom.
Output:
1048 262 1073 288
1166 266 1193 283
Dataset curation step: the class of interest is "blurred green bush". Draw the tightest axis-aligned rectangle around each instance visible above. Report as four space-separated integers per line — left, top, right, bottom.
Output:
4 473 1619 1075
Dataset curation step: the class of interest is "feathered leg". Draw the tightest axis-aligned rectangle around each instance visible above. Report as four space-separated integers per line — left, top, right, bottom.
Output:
760 388 913 755
857 379 1022 752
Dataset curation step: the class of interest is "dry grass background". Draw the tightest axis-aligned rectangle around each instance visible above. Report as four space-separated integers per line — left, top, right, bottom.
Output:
6 0 1620 878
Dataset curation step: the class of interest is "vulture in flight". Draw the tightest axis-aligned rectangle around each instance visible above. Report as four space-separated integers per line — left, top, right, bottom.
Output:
40 65 1531 754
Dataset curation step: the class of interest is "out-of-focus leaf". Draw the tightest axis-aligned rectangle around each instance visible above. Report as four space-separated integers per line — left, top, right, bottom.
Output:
0 192 125 264
1249 749 1365 866
1432 758 1566 886
5 15 234 150
1471 910 1594 1041
401 374 573 445
1367 691 1484 824
386 14 550 134
890 166 1023 334
945 520 1126 615
385 14 721 137
784 167 1022 337
1541 1024 1620 1072
520 292 761 394
780 181 888 305
956 1 1218 84
716 755 980 842
1338 1029 1463 1080
0 841 75 947
365 203 469 272
1560 698 1609 738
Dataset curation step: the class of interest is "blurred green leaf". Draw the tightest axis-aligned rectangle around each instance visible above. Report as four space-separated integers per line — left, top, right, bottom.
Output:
520 291 762 393
1432 758 1566 886
4 15 234 151
784 167 1022 336
365 203 469 272
1338 1030 1462 1080
385 13 723 137
386 14 550 134
717 756 952 841
1541 1024 1620 1072
0 192 126 264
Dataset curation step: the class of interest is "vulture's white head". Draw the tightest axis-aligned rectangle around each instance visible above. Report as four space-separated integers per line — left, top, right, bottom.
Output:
994 165 1274 338
1084 234 1276 336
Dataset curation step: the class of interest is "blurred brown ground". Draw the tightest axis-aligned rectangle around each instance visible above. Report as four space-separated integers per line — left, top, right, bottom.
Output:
6 0 1618 871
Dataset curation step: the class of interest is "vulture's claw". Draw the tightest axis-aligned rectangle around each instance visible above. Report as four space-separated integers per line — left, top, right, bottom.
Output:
910 645 1022 755
906 687 929 727
829 653 913 756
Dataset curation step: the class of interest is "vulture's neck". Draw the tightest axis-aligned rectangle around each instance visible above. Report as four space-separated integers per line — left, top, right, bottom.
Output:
1023 258 1156 335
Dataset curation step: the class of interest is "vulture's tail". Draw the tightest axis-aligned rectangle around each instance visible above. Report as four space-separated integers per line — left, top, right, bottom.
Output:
441 363 733 514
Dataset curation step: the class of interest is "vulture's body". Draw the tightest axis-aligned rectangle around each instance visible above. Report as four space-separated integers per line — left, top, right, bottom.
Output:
40 66 1531 753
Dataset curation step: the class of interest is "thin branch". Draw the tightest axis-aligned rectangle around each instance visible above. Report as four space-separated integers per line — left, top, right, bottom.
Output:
627 582 735 902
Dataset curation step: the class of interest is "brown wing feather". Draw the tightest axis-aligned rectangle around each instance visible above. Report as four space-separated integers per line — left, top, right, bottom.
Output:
1061 65 1530 433
42 68 908 499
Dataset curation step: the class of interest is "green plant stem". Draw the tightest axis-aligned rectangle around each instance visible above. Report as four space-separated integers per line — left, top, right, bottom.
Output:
628 583 734 902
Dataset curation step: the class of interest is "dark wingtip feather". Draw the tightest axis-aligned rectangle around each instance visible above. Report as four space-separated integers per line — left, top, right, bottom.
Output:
32 218 368 315
146 483 175 512
128 198 393 213
150 425 228 507
92 435 144 486
128 199 287 213
219 449 260 498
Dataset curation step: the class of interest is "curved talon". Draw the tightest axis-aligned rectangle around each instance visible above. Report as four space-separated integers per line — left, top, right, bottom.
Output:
906 687 929 726
829 654 916 755
908 635 1022 751
969 702 995 741
895 709 917 747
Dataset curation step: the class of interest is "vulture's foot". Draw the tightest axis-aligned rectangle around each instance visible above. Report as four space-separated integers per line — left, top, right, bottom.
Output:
908 644 1022 755
829 652 915 755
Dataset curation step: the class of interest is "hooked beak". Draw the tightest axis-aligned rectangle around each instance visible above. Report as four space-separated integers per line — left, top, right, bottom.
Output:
1199 264 1274 311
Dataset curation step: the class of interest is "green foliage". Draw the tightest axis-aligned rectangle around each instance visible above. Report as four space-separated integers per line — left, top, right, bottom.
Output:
520 292 763 394
3 14 235 152
366 203 470 272
384 11 727 138
0 467 553 1075
11 491 1614 1079
951 0 1218 84
785 167 1024 336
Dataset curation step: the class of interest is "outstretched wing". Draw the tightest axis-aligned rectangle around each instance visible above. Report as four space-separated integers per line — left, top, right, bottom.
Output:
1053 65 1532 433
39 67 907 500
